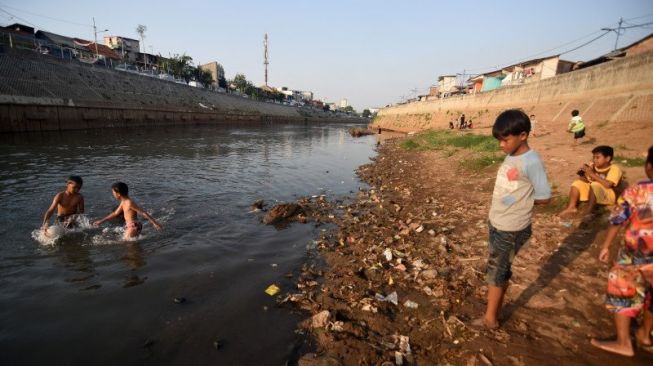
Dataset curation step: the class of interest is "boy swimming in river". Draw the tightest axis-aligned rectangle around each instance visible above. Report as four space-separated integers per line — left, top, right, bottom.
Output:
94 182 162 239
41 175 85 234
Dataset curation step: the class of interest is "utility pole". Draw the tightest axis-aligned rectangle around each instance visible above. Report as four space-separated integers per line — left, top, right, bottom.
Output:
93 17 99 59
614 17 623 50
264 33 269 86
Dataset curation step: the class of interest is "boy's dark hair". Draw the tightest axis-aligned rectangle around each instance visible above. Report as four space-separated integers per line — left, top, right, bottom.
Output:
111 182 129 196
492 109 531 138
571 109 580 117
592 145 614 160
67 175 83 187
648 145 653 165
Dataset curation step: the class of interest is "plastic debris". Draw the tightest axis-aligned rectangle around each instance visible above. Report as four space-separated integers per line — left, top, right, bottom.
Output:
375 291 398 305
403 300 418 309
383 248 392 261
265 284 280 296
312 310 330 328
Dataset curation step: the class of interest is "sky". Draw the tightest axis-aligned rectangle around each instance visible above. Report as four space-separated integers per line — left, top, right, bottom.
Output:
1 1 652 110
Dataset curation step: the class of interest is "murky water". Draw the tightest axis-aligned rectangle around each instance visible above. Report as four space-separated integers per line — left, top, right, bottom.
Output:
0 123 376 365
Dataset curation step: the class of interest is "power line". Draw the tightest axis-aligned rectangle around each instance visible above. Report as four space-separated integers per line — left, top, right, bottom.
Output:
0 3 91 28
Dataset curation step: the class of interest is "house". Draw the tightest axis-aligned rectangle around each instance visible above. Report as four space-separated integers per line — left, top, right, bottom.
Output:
574 32 653 69
437 75 459 97
1 23 34 36
104 36 140 60
35 30 94 59
473 55 574 92
73 38 120 60
199 62 226 86
0 23 36 49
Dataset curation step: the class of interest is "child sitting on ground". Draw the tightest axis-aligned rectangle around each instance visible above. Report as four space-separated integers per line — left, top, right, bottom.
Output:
567 109 585 143
473 109 551 329
558 145 622 218
94 182 162 239
591 145 653 357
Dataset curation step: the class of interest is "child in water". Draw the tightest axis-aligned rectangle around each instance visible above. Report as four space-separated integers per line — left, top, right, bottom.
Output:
41 175 85 235
94 182 162 239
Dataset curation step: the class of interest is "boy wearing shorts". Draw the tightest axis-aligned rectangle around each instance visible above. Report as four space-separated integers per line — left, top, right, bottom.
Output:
559 145 622 217
94 182 162 239
591 146 653 357
475 109 551 329
568 109 585 143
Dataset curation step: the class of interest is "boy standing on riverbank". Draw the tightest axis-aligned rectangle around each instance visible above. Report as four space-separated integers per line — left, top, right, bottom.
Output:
94 182 162 239
591 146 653 357
41 175 85 233
474 109 551 329
568 109 585 143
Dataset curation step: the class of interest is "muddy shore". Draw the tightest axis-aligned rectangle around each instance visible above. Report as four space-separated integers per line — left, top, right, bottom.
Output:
279 125 653 366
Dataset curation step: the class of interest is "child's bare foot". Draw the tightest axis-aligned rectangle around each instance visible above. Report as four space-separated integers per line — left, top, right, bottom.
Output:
471 317 499 330
636 327 652 347
558 208 577 218
591 338 634 357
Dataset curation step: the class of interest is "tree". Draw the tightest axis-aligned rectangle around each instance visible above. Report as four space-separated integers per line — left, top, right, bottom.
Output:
136 24 147 53
218 76 227 89
233 73 248 92
343 105 356 114
362 109 371 118
197 68 214 87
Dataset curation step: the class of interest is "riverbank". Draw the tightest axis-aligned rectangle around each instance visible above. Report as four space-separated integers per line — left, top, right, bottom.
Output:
290 124 653 365
0 49 366 132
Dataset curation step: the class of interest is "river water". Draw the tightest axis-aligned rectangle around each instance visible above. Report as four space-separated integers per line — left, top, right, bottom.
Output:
0 123 377 365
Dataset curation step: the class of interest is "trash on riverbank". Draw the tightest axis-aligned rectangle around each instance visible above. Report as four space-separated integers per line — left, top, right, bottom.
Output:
265 284 280 296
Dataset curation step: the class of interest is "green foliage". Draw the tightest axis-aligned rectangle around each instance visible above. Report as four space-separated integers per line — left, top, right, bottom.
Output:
615 156 646 167
233 73 248 92
343 105 356 114
161 53 193 80
400 130 501 169
362 109 371 118
196 68 214 86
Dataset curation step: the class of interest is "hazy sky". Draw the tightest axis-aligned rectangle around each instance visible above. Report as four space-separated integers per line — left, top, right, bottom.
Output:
1 1 652 110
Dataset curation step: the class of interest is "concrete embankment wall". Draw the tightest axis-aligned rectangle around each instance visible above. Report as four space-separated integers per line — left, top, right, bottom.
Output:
0 50 362 132
373 49 653 132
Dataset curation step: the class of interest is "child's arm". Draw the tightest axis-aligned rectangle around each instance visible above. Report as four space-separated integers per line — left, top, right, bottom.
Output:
94 204 123 226
77 195 85 214
129 201 162 230
42 193 62 229
598 225 620 263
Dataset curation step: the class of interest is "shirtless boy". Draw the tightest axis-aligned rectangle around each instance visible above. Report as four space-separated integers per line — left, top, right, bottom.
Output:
41 176 85 233
94 182 162 239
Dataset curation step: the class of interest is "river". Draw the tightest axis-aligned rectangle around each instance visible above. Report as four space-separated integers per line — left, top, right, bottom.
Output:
0 122 376 365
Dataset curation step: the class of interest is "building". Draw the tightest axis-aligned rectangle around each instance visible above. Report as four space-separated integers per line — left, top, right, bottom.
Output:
437 75 459 97
340 98 348 108
301 91 314 101
74 38 120 61
575 32 653 69
471 55 574 92
199 62 225 86
104 36 140 61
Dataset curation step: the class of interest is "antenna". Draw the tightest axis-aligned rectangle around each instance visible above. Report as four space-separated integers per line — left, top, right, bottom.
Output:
264 33 269 86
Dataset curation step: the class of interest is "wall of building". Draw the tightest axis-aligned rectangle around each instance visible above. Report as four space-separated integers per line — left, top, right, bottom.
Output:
372 49 653 132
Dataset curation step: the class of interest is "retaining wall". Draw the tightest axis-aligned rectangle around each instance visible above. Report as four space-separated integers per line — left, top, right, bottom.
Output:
0 50 362 132
373 49 653 132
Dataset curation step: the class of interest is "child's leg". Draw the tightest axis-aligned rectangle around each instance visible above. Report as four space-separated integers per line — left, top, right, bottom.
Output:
636 309 653 346
591 313 634 357
484 283 508 328
559 186 582 217
586 187 597 214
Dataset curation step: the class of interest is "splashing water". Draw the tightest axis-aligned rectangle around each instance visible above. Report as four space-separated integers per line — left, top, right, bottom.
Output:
31 214 95 246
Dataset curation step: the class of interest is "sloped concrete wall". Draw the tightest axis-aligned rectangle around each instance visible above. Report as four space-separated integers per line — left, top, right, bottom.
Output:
373 50 653 132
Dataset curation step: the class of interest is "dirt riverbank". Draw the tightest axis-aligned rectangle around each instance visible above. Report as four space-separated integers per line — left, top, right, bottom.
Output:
285 123 653 365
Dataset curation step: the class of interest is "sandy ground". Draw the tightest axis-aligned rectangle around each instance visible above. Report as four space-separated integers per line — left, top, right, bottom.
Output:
283 121 653 365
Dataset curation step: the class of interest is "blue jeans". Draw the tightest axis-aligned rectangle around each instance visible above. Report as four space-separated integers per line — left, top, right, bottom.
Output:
486 222 532 287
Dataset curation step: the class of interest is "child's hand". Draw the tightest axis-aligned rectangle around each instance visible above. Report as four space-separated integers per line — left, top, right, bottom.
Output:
93 220 101 227
598 247 610 263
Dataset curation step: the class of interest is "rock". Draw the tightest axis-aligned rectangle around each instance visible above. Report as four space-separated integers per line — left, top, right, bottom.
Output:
173 297 186 304
263 203 302 225
312 310 331 328
421 269 438 280
250 199 264 211
298 353 343 366
213 340 223 350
